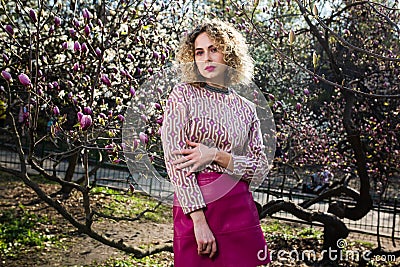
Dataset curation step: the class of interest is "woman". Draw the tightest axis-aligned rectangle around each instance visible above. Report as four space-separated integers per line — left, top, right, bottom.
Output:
161 18 271 266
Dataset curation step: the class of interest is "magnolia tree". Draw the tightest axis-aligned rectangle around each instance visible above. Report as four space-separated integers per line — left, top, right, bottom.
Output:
238 0 400 262
0 0 201 256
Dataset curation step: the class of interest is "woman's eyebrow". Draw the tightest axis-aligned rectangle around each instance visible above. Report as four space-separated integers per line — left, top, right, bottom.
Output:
195 45 215 51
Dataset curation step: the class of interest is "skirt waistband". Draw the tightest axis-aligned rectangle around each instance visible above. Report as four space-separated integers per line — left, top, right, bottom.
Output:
174 172 246 205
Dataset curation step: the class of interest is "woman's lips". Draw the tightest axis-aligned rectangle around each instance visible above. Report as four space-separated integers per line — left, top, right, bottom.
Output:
204 66 216 71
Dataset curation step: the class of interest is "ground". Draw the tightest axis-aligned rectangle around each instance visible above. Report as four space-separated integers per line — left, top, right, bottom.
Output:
0 175 398 267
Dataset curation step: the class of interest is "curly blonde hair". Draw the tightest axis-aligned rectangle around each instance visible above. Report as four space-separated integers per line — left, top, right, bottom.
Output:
175 18 254 86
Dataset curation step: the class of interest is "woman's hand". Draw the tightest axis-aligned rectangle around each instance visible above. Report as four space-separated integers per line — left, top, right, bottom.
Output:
171 140 217 176
190 210 217 258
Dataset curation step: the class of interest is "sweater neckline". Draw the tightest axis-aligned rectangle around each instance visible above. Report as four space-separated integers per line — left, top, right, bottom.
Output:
203 83 231 95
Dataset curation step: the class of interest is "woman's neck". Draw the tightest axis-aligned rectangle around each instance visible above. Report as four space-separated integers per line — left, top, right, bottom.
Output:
203 83 230 94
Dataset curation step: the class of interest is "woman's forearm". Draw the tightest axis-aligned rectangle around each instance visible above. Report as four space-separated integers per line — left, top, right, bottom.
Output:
189 209 207 224
214 149 234 172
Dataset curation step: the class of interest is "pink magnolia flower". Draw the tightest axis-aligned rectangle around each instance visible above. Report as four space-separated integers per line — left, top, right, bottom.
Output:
82 8 91 20
154 103 162 110
101 74 111 87
117 114 125 122
83 106 92 114
95 47 102 57
53 106 60 116
48 25 54 34
3 54 9 63
80 114 92 130
296 103 302 112
268 93 275 101
1 70 12 81
73 18 80 28
129 87 136 96
73 63 79 72
77 111 83 121
139 132 148 144
140 114 148 122
133 139 139 150
54 16 61 27
74 41 81 52
18 73 31 86
81 43 88 54
29 9 37 23
84 25 90 36
5 25 14 36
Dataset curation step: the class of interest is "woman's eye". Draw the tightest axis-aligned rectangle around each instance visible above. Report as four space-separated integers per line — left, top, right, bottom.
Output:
196 51 203 56
211 48 218 53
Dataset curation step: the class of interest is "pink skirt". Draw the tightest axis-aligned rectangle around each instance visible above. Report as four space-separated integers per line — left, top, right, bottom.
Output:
173 172 271 267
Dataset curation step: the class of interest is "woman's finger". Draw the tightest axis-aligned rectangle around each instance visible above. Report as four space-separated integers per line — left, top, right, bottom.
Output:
176 160 196 170
171 155 191 165
186 140 199 147
172 149 191 155
209 241 217 258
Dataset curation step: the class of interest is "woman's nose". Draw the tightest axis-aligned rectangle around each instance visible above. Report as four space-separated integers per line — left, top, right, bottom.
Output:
204 52 212 62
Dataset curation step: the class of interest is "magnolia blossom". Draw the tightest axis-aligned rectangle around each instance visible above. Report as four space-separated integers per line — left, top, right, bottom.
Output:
74 41 81 52
95 47 102 57
139 132 148 144
77 111 83 121
49 25 55 34
1 70 12 81
156 116 163 125
2 54 9 63
133 139 139 150
101 74 111 87
129 87 136 96
83 106 92 114
80 114 92 130
18 73 31 86
83 25 90 36
81 43 88 53
268 93 275 101
154 103 162 110
117 114 125 122
5 25 13 36
29 9 37 23
296 103 302 112
53 106 60 116
82 8 91 20
54 16 61 27
73 18 80 28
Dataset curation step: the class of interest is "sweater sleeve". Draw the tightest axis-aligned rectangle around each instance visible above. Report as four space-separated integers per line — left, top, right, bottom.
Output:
161 85 206 214
227 111 269 184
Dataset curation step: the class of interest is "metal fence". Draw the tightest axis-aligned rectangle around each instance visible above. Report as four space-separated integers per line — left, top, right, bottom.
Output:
0 143 398 241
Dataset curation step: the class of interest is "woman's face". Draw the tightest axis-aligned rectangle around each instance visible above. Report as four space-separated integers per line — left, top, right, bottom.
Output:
194 32 228 86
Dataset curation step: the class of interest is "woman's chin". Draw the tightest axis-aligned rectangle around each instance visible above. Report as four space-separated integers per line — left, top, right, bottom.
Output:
200 73 224 83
